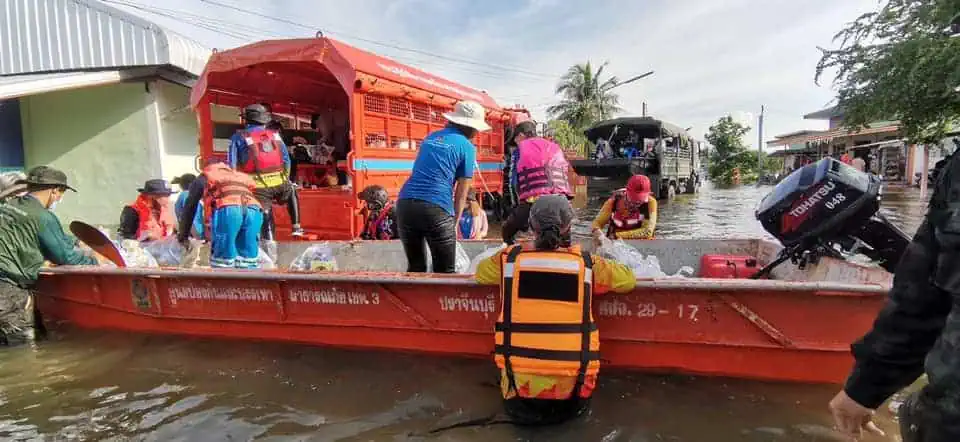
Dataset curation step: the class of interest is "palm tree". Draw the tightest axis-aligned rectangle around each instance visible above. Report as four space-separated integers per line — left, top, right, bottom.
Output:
547 61 623 130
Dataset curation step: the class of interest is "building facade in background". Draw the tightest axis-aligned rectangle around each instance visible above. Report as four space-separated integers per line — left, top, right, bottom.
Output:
0 0 210 225
767 106 953 183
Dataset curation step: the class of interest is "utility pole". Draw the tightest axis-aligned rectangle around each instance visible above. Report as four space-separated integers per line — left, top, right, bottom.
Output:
757 105 765 173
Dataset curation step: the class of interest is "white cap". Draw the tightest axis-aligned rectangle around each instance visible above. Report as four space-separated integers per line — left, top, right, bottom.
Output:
443 100 492 132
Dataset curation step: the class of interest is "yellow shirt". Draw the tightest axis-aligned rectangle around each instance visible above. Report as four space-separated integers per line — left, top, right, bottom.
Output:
591 195 658 239
475 247 636 294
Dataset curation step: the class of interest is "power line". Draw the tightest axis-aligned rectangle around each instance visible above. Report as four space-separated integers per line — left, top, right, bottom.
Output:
197 0 556 79
105 0 549 83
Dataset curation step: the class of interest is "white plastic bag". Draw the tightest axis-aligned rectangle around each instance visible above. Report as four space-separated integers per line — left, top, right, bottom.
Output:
468 244 507 274
142 236 185 267
426 242 470 274
595 237 693 278
116 239 159 268
259 248 277 270
288 243 338 272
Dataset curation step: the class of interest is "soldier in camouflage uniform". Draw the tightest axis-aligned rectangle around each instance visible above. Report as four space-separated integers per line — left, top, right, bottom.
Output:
829 148 960 442
0 166 101 345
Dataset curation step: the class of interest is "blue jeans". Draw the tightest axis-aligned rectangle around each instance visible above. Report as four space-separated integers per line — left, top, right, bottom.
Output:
210 206 264 269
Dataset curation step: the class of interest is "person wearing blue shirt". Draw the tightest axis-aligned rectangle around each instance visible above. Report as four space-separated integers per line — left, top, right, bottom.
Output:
228 104 303 241
397 100 490 273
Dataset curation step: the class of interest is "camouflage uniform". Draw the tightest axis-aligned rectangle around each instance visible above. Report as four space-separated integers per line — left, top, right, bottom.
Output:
843 149 960 442
0 282 35 345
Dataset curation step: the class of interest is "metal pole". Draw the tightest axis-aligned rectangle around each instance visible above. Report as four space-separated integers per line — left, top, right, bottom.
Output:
920 144 930 198
757 105 765 179
642 102 647 117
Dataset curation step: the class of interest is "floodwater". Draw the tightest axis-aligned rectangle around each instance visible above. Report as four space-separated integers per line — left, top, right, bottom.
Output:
0 179 930 441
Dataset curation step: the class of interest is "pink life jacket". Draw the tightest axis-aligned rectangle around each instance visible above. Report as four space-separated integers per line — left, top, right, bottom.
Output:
515 137 572 200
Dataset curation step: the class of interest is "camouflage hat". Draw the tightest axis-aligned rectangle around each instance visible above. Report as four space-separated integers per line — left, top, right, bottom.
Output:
0 171 27 199
17 166 77 192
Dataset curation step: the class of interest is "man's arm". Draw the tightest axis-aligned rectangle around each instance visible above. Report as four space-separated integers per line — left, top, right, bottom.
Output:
592 256 636 294
454 141 476 222
280 140 291 173
178 177 207 241
843 219 950 409
474 249 505 285
227 134 243 169
37 213 96 266
118 206 139 240
591 198 615 231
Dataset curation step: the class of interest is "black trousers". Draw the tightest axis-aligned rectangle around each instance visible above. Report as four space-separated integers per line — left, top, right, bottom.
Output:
501 201 533 245
254 181 300 240
396 198 457 273
503 397 590 426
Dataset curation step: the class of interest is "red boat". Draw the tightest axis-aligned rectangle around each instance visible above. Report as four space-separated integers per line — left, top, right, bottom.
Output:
35 239 890 385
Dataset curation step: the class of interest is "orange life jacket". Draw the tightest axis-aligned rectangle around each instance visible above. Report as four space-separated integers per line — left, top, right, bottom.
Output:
606 189 650 238
494 244 599 400
202 164 262 231
130 194 175 241
237 128 285 175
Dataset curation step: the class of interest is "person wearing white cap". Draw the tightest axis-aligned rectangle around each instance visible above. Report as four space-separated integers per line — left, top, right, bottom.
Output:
397 100 491 273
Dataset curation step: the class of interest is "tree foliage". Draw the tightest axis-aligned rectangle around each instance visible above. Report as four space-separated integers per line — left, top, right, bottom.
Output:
547 61 623 130
705 116 761 185
546 119 591 158
815 0 960 144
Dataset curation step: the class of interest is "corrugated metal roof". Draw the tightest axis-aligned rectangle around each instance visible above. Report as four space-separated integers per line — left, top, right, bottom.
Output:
0 0 210 77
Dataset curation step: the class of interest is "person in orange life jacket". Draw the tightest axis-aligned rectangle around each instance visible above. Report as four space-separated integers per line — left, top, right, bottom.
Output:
177 161 264 269
229 104 303 240
591 174 658 241
502 120 573 245
458 188 488 240
118 179 177 242
474 195 636 425
359 185 398 240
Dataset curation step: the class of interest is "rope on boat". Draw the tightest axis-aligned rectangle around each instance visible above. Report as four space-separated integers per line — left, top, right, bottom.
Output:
423 414 514 434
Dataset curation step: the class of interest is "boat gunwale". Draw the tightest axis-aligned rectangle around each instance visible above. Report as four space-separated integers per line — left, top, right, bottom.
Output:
39 266 890 294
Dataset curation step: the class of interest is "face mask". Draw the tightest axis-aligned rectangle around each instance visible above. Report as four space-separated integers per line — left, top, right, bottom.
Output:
48 194 62 211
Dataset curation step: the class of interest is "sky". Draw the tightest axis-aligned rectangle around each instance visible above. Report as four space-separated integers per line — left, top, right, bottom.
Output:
104 0 883 150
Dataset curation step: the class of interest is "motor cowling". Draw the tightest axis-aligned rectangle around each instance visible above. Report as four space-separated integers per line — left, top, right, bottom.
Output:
754 158 909 274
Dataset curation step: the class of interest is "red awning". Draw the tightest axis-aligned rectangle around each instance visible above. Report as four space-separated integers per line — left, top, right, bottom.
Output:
190 37 500 111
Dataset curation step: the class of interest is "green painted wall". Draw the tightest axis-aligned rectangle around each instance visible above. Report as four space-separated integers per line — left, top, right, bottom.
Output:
19 82 160 226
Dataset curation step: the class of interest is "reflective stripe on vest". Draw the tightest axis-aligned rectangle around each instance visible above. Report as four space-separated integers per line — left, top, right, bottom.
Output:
495 245 597 400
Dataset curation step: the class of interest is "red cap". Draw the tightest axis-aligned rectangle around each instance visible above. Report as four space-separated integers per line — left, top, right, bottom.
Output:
626 174 651 203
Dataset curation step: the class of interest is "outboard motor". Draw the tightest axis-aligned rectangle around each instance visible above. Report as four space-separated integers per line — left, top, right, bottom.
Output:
753 158 910 278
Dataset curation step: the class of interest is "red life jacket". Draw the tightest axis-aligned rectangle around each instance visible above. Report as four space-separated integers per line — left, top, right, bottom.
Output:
606 189 650 238
364 201 395 240
130 194 175 241
202 164 262 232
238 128 285 175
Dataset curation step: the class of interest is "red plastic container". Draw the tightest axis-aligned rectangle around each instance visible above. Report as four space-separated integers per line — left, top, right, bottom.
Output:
699 255 760 279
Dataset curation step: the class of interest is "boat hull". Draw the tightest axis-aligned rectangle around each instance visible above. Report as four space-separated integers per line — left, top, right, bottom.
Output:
36 264 886 385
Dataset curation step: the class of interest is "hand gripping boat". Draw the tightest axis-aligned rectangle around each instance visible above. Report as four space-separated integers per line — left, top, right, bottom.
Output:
36 235 895 385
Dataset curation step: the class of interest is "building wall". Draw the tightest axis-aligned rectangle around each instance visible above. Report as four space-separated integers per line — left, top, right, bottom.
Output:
19 82 160 226
153 80 200 180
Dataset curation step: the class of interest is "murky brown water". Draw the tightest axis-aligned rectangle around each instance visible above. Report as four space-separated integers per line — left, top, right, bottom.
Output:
0 180 929 441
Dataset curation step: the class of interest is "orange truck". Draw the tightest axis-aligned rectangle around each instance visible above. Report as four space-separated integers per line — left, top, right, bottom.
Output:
189 37 527 240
